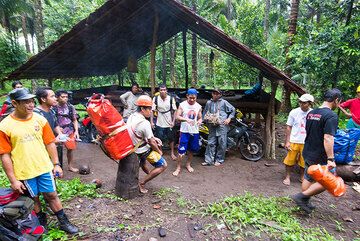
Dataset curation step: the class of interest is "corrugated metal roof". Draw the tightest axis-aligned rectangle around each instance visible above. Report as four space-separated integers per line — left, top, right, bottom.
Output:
5 0 305 94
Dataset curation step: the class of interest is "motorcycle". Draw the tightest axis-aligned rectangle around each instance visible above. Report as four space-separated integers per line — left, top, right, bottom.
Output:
199 111 265 162
78 97 98 143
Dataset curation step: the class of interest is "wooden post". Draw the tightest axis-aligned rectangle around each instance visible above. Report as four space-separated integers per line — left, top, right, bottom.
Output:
115 153 139 199
117 71 123 87
182 30 189 89
265 80 278 159
48 79 53 88
150 11 159 95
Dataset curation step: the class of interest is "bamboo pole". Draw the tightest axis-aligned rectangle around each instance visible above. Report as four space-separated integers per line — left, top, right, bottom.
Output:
150 11 159 95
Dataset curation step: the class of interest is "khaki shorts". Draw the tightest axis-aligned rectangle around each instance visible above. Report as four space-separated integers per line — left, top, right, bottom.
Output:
283 143 305 168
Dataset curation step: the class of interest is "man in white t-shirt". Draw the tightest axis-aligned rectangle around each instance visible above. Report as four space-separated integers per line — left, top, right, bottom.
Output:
127 95 167 194
173 88 202 176
120 82 141 121
150 84 177 160
283 93 314 186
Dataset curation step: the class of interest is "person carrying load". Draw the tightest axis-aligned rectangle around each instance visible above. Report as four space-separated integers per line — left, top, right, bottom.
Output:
127 95 167 194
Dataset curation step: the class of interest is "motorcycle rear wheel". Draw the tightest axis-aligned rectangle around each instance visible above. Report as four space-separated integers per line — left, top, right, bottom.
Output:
239 135 265 162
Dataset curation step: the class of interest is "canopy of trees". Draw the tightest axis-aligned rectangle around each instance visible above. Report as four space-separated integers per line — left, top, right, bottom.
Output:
1 0 359 100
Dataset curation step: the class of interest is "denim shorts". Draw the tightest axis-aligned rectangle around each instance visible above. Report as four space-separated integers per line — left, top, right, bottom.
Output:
23 172 56 197
304 162 336 182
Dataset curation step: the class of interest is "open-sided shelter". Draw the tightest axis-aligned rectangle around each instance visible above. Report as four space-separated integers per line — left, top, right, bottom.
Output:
4 0 306 159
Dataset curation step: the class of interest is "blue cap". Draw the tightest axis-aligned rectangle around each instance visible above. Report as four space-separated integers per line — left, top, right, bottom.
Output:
187 88 198 95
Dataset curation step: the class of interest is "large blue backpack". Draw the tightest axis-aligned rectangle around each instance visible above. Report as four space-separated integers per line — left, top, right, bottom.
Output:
334 128 360 164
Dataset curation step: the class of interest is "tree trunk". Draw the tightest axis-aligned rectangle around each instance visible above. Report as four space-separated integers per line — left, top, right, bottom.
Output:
336 165 360 182
33 0 45 51
282 0 300 113
265 81 278 159
264 0 270 41
170 36 178 88
191 1 198 88
225 0 232 20
21 15 31 52
115 153 139 199
161 43 167 85
150 12 159 95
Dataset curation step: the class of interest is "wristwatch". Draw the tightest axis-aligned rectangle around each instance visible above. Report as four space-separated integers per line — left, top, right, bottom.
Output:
53 163 61 166
327 158 335 161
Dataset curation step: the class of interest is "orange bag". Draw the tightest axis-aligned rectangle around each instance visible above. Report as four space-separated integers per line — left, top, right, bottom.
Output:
307 164 346 197
87 94 134 160
64 133 76 150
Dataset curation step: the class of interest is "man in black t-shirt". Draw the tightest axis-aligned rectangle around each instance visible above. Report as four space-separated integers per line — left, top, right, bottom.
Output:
292 89 342 214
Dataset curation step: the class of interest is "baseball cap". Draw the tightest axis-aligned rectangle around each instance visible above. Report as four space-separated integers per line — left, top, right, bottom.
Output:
212 88 222 94
9 88 36 101
298 93 314 103
187 88 198 95
357 85 360 93
323 88 342 102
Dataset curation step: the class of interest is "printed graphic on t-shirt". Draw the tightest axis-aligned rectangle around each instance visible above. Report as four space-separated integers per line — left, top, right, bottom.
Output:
307 113 321 121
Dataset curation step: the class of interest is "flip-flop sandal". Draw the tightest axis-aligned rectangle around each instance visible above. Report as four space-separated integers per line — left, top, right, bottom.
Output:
201 162 212 166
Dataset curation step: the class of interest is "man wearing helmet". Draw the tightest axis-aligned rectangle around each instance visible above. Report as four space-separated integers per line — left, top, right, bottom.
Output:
282 93 314 186
339 85 360 129
127 95 167 194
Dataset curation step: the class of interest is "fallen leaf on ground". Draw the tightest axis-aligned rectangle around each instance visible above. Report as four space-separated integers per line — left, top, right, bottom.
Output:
153 204 161 209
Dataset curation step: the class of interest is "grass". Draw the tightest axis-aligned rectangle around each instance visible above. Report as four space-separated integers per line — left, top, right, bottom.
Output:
204 192 337 240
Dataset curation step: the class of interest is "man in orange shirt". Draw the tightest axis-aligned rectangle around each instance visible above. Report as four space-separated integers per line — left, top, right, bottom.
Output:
0 88 78 234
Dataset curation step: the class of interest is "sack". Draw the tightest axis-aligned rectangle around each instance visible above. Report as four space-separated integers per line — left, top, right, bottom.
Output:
204 111 221 125
307 165 346 197
64 133 76 150
334 128 360 164
87 94 134 160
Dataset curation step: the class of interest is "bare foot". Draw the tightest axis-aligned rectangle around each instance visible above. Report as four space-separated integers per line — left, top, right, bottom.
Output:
171 153 177 161
282 178 290 186
139 183 148 194
186 165 194 173
68 167 79 173
172 168 181 176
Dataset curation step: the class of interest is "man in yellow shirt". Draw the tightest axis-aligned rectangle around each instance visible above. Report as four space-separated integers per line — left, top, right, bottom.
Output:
0 88 78 234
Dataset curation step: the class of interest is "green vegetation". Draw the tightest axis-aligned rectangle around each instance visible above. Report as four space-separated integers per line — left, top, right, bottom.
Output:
204 192 337 240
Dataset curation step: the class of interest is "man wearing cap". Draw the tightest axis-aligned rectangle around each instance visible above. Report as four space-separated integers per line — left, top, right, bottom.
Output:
339 85 360 129
282 93 314 186
202 88 235 166
292 89 341 214
173 88 202 176
0 88 78 233
127 95 167 194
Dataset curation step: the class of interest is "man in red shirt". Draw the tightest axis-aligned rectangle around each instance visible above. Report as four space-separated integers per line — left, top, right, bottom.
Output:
339 85 360 129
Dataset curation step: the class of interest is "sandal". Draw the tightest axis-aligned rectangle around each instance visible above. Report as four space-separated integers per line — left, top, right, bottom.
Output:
201 162 212 166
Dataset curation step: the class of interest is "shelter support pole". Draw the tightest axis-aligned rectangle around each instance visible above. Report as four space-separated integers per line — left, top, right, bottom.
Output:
265 80 278 159
48 79 53 88
117 71 124 87
182 30 189 89
115 153 139 199
150 11 159 95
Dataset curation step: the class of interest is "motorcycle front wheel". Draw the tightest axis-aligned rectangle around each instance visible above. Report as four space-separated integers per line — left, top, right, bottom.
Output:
239 135 265 162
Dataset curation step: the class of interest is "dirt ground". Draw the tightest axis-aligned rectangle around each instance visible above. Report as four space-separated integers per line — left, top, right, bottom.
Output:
61 124 360 241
